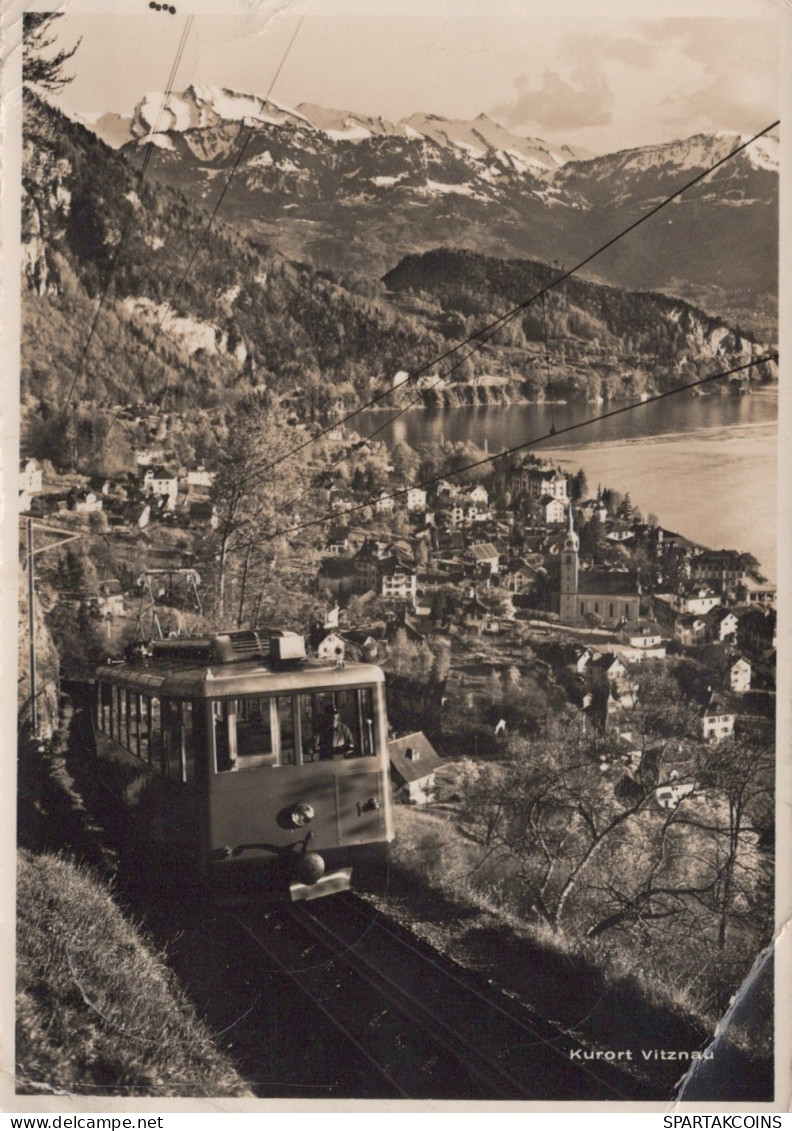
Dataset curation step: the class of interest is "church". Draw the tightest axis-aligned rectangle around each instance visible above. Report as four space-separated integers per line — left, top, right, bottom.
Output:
559 508 641 627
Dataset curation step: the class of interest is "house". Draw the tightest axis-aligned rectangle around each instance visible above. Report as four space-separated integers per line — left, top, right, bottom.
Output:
353 541 382 593
463 596 489 633
737 575 776 606
674 614 708 647
97 579 126 617
605 523 635 544
20 458 43 495
380 561 417 602
466 484 489 507
618 619 666 662
388 731 444 805
311 630 346 663
513 464 568 501
323 605 341 629
449 501 480 528
375 490 395 513
143 466 179 505
135 447 165 467
467 542 501 576
325 525 351 557
702 691 736 742
19 489 34 513
590 652 628 683
186 465 215 488
730 657 752 693
706 607 739 644
73 491 103 515
538 494 566 525
406 487 427 513
578 497 608 524
505 558 540 594
619 620 663 649
673 585 721 616
655 780 696 809
691 549 747 594
572 647 593 674
434 478 461 500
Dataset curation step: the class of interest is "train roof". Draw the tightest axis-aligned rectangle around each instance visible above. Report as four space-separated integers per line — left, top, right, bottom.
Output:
95 656 385 699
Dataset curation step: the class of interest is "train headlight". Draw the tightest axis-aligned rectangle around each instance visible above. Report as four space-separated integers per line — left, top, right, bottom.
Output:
290 802 314 828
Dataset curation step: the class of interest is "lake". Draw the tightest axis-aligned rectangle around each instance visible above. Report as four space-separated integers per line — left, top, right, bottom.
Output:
356 387 779 581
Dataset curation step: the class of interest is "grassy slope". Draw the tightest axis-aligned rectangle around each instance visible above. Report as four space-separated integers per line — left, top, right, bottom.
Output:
16 850 251 1097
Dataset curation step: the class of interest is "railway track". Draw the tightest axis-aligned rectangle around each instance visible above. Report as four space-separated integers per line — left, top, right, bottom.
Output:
231 893 667 1100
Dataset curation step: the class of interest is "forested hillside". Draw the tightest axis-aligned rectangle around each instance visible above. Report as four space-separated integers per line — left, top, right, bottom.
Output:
21 96 775 465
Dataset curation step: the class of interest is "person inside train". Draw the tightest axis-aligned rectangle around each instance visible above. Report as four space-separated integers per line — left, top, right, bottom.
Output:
318 703 355 759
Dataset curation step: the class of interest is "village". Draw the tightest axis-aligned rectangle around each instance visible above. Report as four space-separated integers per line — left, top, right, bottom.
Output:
19 417 777 810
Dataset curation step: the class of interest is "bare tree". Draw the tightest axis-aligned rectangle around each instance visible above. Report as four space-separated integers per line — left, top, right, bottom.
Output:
197 394 322 628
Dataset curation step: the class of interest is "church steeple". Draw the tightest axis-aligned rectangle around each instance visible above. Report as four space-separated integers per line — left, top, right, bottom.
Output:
564 501 579 553
559 502 579 623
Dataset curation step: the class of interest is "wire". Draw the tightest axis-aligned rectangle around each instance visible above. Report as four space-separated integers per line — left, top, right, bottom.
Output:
58 15 194 423
225 118 780 494
247 352 777 548
102 18 304 444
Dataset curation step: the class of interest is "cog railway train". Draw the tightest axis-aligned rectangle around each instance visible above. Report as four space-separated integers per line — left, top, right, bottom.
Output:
90 629 394 901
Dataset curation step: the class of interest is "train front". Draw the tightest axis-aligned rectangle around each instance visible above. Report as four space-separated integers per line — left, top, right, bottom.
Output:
190 632 394 902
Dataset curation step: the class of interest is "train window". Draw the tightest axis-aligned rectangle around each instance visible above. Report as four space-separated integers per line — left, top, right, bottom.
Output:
181 701 194 782
149 697 163 773
161 699 193 782
99 682 112 733
298 689 376 761
138 695 151 763
163 699 182 779
118 688 127 748
356 687 375 758
276 697 297 766
235 698 276 766
213 700 235 771
129 692 140 757
215 698 281 771
114 685 122 740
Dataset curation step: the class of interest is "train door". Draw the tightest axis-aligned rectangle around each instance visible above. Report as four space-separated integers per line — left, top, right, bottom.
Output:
334 770 386 845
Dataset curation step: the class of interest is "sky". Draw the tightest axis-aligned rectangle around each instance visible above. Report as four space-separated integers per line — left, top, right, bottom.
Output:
39 0 782 155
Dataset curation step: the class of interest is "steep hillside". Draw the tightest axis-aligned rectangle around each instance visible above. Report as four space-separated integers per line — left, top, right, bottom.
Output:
382 248 775 403
21 97 444 428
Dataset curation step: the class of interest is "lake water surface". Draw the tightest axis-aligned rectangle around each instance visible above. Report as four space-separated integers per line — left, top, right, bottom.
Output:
357 387 779 581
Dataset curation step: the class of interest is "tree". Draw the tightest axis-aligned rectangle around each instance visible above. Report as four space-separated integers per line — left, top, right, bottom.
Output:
691 727 774 954
570 468 588 502
198 394 322 627
23 13 81 101
391 441 420 484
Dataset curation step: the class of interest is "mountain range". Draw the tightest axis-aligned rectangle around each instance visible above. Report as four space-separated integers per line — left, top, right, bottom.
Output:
21 91 775 480
72 85 779 338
